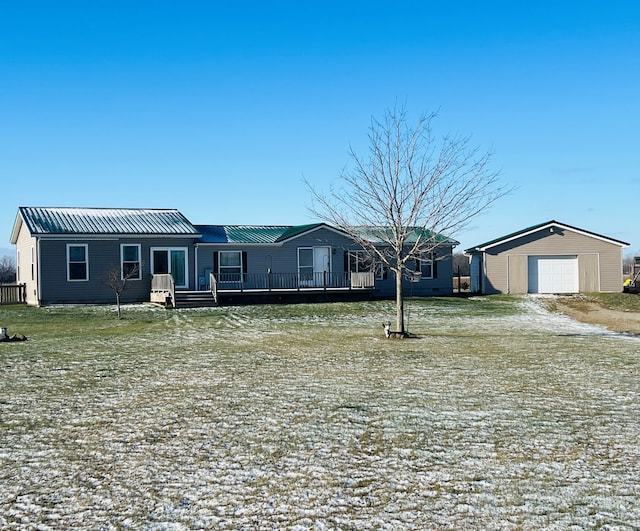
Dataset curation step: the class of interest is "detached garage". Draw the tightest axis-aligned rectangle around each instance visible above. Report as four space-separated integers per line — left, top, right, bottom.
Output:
465 221 629 295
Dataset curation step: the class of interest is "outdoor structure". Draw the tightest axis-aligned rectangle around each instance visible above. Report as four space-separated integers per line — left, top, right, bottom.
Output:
10 206 457 307
465 220 629 294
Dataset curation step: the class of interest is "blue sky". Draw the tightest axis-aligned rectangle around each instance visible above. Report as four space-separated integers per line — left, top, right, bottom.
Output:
2 1 639 256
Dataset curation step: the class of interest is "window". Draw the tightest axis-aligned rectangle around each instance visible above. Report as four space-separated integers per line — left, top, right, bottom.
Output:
151 248 188 288
219 251 242 282
349 250 383 279
298 248 314 284
31 247 35 281
67 244 88 281
16 250 20 282
416 252 434 279
121 244 141 280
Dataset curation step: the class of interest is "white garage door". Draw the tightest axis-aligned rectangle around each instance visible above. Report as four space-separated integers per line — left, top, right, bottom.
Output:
528 255 579 294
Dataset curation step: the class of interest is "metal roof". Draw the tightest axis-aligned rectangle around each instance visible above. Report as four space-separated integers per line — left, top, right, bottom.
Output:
195 225 307 244
464 220 630 253
17 207 200 236
195 223 457 246
353 226 458 246
275 224 325 242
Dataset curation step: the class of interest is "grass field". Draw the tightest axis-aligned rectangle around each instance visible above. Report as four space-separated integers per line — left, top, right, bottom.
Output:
1 296 639 529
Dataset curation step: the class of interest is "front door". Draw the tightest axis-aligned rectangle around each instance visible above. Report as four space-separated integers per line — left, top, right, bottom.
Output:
313 247 330 286
152 248 188 288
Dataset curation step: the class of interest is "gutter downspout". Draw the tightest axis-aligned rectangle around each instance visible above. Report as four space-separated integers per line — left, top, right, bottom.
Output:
480 252 485 295
36 237 42 306
194 242 198 291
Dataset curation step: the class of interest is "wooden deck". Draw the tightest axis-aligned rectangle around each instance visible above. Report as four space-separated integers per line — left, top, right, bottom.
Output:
213 285 376 306
152 272 377 307
211 271 376 305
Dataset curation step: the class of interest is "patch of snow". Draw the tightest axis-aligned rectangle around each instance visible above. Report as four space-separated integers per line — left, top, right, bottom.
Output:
1 297 639 528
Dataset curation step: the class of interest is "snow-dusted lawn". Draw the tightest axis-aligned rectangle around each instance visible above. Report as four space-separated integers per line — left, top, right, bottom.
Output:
1 297 639 529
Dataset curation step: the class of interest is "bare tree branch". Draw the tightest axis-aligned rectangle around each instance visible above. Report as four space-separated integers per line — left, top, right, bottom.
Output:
307 105 511 333
104 263 139 319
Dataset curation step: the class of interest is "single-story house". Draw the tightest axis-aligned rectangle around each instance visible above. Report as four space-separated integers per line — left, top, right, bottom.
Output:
464 220 629 294
10 206 457 306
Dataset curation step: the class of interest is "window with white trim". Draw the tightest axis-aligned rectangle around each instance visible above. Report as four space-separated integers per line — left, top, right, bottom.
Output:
416 252 434 279
349 250 383 279
67 244 89 281
219 251 242 282
31 246 35 281
121 244 141 280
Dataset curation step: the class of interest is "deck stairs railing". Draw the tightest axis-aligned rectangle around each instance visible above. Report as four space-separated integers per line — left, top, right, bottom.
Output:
151 274 176 308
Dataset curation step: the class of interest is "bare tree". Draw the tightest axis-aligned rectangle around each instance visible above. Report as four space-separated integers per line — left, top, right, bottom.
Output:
104 263 139 319
309 106 509 334
623 252 638 276
453 253 470 276
0 256 16 283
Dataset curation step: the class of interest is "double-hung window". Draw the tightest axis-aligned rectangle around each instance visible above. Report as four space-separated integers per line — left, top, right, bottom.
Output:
349 250 383 279
416 252 434 279
298 248 314 284
121 244 141 280
219 251 242 282
67 244 89 281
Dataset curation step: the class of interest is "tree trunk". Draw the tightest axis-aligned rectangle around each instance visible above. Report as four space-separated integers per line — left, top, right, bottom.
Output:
116 293 121 319
395 270 405 333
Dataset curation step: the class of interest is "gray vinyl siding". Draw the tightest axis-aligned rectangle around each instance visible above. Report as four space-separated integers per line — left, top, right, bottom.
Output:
197 227 455 297
197 228 358 279
38 237 197 305
481 227 623 294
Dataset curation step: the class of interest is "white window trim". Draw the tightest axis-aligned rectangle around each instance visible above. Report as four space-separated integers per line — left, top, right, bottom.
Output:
150 247 189 289
349 250 383 280
418 252 434 279
218 250 243 283
297 247 314 275
120 243 142 281
67 243 89 282
16 250 20 282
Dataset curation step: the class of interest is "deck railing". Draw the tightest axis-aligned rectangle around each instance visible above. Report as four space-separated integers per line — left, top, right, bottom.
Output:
0 283 27 305
151 274 176 307
211 271 375 292
350 272 375 289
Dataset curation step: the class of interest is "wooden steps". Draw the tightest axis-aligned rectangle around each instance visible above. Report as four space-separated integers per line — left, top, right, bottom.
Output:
174 291 218 308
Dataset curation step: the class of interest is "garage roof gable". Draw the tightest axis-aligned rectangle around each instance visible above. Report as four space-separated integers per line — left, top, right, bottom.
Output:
465 220 629 253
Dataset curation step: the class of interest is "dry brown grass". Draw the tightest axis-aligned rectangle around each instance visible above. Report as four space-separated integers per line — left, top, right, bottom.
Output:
549 294 640 335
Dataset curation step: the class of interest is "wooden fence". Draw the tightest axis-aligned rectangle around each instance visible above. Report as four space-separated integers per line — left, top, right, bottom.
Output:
0 283 27 304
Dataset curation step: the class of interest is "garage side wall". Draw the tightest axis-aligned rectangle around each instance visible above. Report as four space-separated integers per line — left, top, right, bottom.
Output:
482 227 623 294
14 223 39 305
